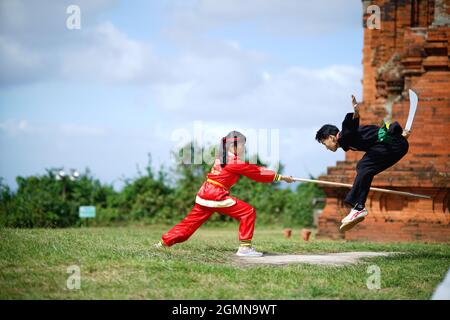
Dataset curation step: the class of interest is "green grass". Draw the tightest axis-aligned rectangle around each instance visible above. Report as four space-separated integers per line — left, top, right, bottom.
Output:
0 225 449 299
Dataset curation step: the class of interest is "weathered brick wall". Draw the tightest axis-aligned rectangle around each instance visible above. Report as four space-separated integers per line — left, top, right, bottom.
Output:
317 0 450 242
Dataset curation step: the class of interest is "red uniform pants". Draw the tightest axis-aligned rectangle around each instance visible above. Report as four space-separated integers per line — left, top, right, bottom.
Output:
161 198 256 247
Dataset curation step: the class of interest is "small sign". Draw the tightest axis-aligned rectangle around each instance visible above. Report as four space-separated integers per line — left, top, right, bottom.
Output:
79 206 96 218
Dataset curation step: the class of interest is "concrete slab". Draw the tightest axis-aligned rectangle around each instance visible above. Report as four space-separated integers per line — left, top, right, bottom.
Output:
236 251 399 266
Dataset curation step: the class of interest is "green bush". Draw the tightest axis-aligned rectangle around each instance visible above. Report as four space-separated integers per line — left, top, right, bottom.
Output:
0 170 115 228
0 145 325 228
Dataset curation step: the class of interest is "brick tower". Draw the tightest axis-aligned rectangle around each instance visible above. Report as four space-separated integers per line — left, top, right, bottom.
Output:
316 0 450 242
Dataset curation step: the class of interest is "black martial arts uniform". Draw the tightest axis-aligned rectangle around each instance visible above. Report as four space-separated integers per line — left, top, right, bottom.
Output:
337 113 409 208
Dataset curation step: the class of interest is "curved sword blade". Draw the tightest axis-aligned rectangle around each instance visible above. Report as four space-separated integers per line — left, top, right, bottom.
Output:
406 89 418 131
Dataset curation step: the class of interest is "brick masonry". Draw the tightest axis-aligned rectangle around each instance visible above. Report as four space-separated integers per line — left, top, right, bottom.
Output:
316 0 450 242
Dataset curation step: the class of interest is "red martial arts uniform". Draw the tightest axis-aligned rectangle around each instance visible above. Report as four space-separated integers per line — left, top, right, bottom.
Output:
161 152 281 246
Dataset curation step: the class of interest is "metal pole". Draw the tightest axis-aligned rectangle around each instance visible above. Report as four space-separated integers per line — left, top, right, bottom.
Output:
292 177 431 199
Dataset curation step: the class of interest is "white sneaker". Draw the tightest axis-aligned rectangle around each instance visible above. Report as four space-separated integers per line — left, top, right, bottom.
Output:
153 241 166 249
236 246 263 257
340 208 368 232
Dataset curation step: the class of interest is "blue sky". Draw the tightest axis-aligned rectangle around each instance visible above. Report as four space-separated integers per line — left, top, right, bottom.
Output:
0 0 364 189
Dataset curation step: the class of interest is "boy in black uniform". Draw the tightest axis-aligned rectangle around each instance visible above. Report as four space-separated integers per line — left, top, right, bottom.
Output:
315 95 411 232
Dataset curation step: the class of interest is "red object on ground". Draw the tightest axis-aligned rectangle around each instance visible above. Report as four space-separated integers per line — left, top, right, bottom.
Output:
302 229 311 241
284 229 292 238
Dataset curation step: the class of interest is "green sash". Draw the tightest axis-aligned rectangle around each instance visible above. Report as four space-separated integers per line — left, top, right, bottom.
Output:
377 121 392 143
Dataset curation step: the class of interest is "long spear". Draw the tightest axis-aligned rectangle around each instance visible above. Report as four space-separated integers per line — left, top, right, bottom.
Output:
292 177 431 199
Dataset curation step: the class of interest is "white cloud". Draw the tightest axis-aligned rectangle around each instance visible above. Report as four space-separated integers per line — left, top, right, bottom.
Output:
61 22 174 84
59 124 107 137
0 119 108 138
0 0 362 87
0 0 363 188
165 0 361 37
0 0 362 94
0 0 118 85
164 49 264 100
0 119 39 136
0 0 116 39
152 63 362 128
0 36 46 85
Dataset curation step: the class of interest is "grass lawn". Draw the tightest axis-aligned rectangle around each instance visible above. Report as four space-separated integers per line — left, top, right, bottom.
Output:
0 224 449 299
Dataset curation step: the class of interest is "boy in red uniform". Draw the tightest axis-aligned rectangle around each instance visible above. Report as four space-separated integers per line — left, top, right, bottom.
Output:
155 131 294 257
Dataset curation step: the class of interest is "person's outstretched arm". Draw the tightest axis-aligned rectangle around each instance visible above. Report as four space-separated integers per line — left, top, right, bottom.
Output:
225 162 294 183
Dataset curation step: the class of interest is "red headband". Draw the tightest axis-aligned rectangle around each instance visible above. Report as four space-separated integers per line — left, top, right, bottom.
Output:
224 137 241 142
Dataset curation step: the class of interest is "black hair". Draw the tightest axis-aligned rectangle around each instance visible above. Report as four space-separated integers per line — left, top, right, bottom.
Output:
315 124 339 143
218 131 246 167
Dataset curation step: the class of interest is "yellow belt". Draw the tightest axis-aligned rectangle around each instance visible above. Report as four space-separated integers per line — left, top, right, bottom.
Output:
207 178 228 190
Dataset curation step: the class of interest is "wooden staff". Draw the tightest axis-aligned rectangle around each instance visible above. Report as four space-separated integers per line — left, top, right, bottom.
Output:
292 177 431 199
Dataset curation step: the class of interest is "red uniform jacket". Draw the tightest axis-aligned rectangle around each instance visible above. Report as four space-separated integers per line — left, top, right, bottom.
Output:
195 152 280 208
